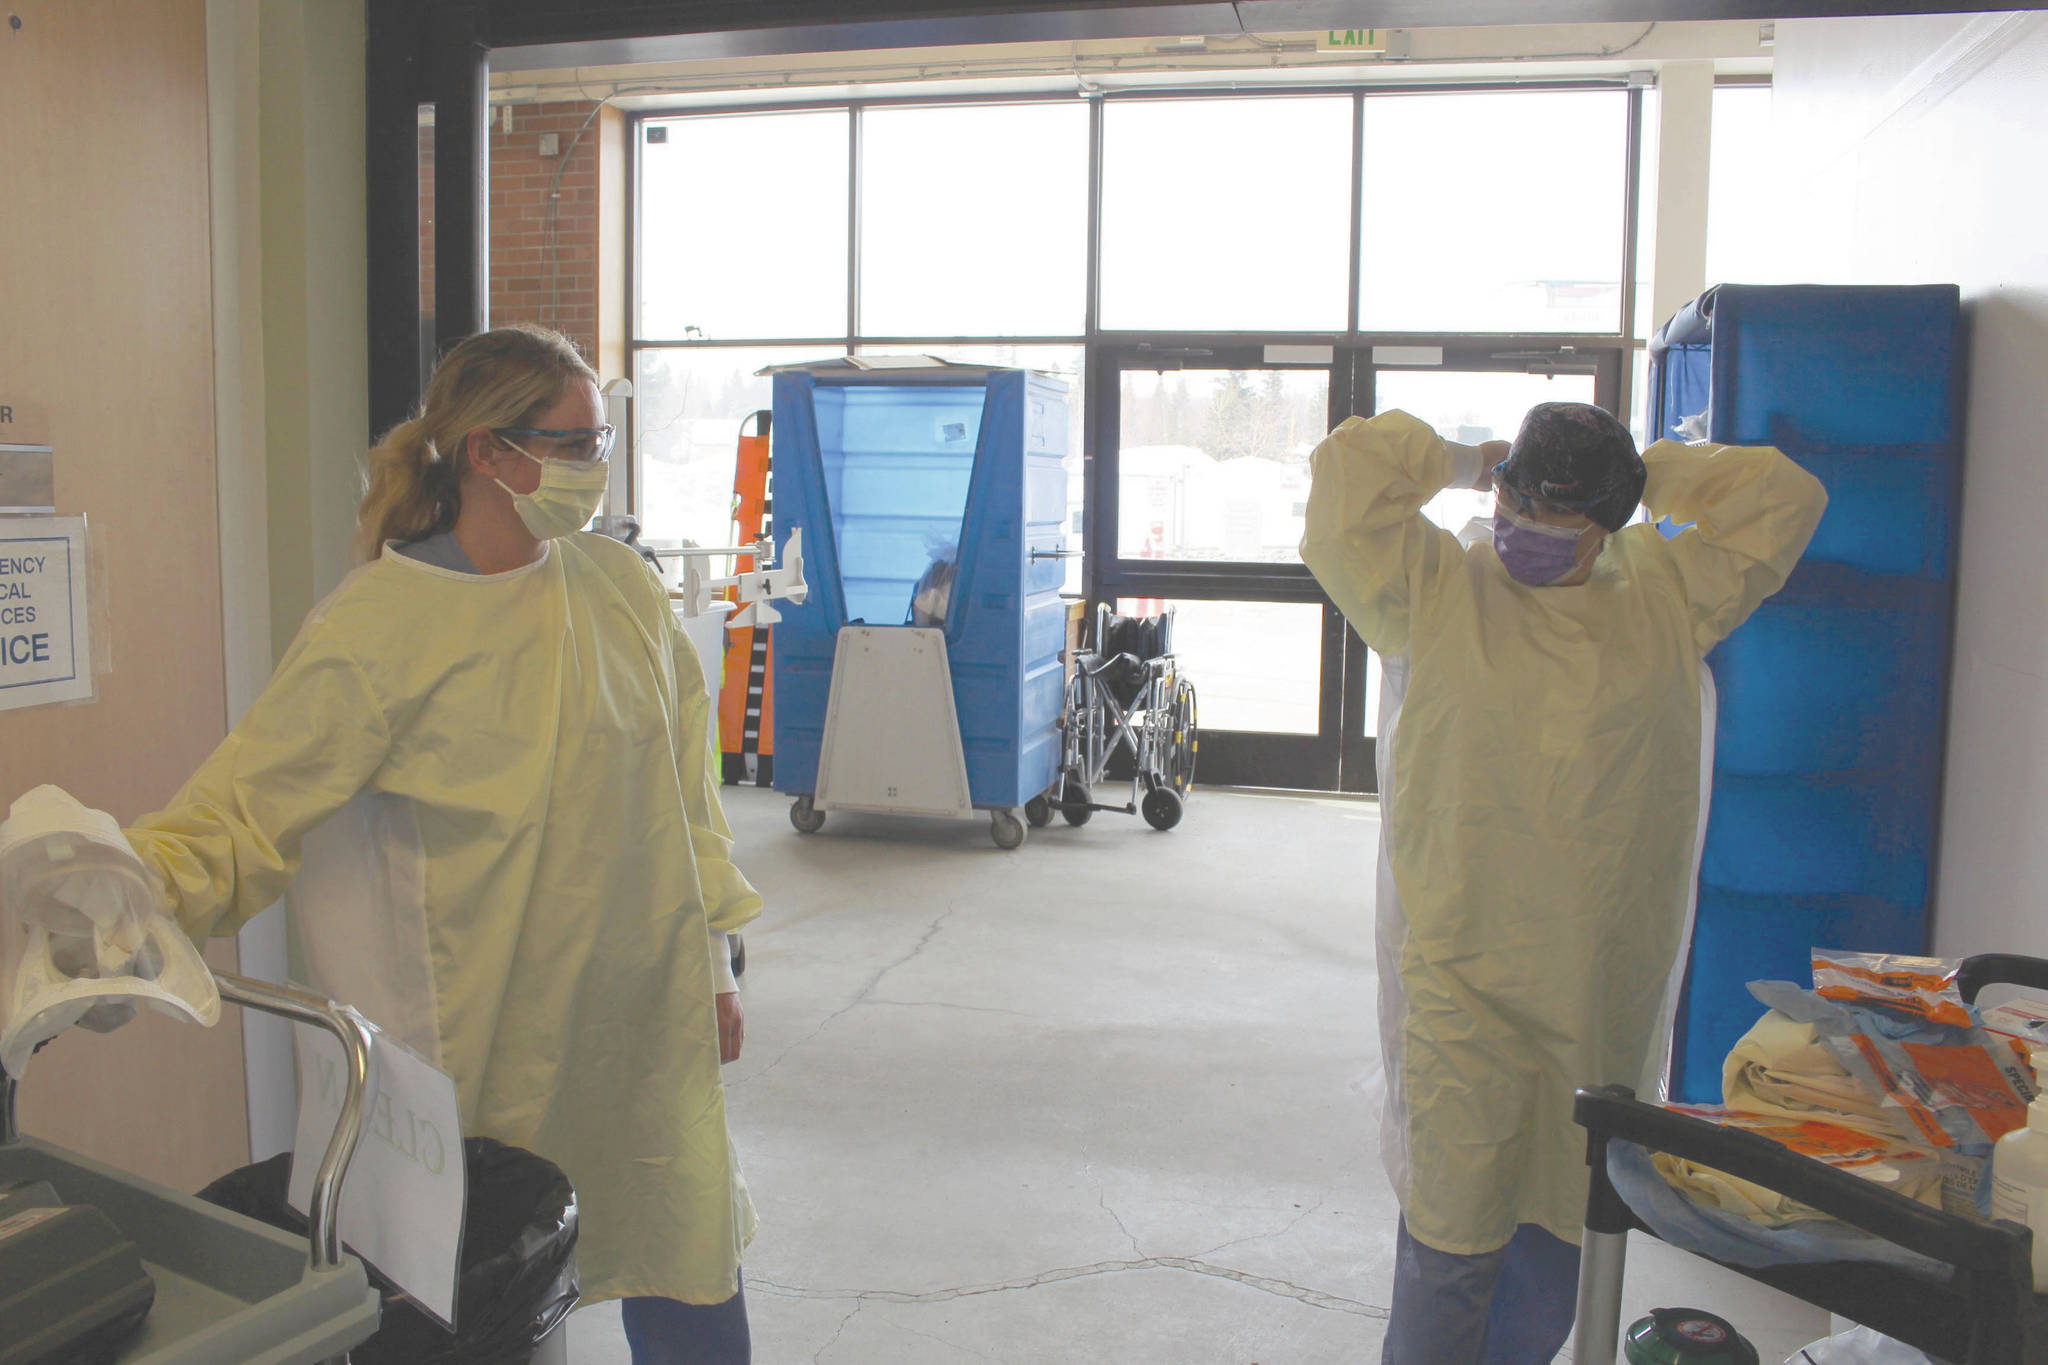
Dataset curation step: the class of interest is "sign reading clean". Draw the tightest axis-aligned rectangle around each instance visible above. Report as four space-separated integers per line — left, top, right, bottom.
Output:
290 1019 465 1329
0 517 91 712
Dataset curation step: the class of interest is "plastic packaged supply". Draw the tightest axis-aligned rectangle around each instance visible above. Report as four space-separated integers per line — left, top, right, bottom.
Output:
1811 949 1973 1029
1649 1105 1944 1225
1988 1048 2048 1292
1825 1029 2035 1151
1978 994 2048 1046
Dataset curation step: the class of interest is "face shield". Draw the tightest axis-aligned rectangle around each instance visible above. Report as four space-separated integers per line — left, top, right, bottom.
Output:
0 786 219 1077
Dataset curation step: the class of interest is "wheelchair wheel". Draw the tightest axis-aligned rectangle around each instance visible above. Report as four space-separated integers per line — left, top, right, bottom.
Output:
1024 794 1054 828
1163 678 1199 797
1060 775 1094 827
1141 785 1184 831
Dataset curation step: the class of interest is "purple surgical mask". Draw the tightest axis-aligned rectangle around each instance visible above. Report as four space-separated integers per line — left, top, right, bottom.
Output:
1492 505 1589 586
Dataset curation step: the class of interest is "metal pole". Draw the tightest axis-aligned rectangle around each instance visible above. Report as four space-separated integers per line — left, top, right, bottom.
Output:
1574 1227 1630 1365
213 972 375 1272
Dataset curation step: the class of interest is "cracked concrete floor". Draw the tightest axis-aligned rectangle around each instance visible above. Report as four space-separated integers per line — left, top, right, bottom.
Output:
563 786 1827 1363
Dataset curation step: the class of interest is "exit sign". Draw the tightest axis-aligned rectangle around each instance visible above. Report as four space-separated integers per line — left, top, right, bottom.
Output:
1318 29 1387 52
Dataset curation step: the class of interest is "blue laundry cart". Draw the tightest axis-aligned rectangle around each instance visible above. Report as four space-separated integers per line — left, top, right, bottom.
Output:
1648 284 1965 1101
768 362 1070 848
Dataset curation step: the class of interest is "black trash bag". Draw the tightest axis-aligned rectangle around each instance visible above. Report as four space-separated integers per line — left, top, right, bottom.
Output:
199 1136 579 1365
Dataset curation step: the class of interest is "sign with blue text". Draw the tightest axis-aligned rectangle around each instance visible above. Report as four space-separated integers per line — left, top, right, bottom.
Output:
290 1018 465 1329
0 517 92 713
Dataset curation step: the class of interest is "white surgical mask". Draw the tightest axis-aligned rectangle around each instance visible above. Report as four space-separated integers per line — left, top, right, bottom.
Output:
494 442 609 541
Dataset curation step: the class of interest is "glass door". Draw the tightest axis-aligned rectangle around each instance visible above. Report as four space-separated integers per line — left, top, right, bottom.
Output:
1336 350 1620 790
1091 345 1352 790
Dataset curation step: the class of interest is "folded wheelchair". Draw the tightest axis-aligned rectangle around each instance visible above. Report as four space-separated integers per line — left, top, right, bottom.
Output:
1030 605 1197 832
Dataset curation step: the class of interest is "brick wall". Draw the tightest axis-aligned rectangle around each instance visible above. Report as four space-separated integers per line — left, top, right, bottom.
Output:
417 100 603 361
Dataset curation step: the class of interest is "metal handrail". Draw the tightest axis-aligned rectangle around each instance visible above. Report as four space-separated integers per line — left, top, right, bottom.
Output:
0 970 375 1273
214 972 375 1271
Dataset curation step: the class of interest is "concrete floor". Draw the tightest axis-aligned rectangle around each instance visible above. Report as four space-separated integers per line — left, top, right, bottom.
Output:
565 785 1829 1363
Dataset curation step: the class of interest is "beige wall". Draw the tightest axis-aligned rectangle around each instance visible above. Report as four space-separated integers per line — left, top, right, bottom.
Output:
1771 14 2048 958
0 0 250 1191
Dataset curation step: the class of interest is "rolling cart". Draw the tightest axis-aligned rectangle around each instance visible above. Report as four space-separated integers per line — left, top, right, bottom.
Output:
1572 953 2048 1365
768 362 1069 849
1 971 383 1364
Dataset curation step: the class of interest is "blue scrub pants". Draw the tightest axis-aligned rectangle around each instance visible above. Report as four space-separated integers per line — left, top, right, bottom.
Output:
1381 1218 1580 1365
621 1272 750 1365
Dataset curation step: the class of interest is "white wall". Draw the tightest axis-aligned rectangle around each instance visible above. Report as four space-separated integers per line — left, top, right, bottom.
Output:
1772 14 2048 958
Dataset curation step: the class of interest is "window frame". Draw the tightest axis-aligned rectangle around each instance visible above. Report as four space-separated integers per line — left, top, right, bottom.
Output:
625 81 1648 793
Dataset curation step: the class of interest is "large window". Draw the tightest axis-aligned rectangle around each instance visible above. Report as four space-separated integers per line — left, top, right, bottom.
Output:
1099 97 1355 332
631 85 1642 589
633 345 845 553
859 103 1089 337
1360 90 1628 334
638 110 849 341
1117 368 1328 564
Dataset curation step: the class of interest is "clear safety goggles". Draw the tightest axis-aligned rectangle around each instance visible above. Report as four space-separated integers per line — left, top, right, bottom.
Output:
494 424 617 462
1491 461 1600 526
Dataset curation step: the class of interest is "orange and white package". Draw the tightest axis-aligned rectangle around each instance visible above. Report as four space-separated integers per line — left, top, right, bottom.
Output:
1665 1104 1944 1174
1651 1105 1947 1223
1812 949 1973 1029
1832 1033 2036 1150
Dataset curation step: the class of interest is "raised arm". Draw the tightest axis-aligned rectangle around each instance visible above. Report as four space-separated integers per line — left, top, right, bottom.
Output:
1641 440 1830 653
1299 409 1484 654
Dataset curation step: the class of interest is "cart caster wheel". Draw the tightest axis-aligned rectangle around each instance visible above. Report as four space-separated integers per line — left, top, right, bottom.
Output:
991 809 1027 850
1024 794 1054 828
1060 777 1093 827
729 933 747 979
1141 786 1184 831
790 795 825 834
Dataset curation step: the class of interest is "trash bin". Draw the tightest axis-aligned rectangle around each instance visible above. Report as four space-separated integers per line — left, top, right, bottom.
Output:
199 1136 579 1365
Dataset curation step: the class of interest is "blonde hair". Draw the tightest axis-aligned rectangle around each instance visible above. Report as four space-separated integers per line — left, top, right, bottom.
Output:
355 325 600 561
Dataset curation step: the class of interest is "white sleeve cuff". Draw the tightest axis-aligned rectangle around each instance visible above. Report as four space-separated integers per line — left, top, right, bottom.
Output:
710 929 738 993
1443 439 1486 494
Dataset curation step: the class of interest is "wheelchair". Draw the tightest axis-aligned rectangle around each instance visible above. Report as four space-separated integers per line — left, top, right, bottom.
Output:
1033 605 1198 832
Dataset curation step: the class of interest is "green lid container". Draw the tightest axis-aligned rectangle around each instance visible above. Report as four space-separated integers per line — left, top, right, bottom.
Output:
1622 1307 1760 1365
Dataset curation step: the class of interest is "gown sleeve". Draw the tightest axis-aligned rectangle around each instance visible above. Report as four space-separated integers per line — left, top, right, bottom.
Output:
1298 409 1472 656
125 622 394 941
1640 440 1830 653
666 608 764 939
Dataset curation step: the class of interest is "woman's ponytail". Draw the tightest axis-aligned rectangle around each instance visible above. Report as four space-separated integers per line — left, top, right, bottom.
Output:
354 417 459 562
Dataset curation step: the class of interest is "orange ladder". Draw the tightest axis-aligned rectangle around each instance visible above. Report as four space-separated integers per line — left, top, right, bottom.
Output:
719 410 775 785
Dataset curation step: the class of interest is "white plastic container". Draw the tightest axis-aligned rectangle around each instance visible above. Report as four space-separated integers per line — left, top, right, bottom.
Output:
1989 1047 2048 1292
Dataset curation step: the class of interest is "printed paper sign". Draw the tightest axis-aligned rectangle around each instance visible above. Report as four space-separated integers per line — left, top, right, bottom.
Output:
289 1019 465 1329
0 517 91 712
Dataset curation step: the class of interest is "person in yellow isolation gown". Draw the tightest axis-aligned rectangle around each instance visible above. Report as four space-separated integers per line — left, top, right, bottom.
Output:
126 325 762 1364
1300 402 1826 1365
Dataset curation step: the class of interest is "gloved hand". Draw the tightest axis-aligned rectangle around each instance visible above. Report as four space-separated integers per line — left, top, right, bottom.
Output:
1 785 219 1076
